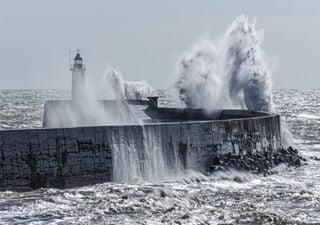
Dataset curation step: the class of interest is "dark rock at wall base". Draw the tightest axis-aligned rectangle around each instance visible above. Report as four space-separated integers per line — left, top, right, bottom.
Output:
209 147 306 175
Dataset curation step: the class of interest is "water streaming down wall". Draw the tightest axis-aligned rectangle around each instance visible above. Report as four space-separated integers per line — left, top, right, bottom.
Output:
111 126 142 183
112 124 185 183
141 126 167 182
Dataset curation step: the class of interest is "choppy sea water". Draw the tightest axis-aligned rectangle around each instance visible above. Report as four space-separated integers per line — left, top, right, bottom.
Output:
0 89 320 225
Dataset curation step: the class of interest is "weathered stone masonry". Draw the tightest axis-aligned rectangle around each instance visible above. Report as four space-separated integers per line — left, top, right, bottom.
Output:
0 113 281 191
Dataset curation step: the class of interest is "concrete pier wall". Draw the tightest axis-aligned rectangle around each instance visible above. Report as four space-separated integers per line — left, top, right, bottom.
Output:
0 112 281 190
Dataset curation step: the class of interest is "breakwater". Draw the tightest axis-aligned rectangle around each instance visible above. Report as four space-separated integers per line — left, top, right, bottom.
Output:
0 110 281 191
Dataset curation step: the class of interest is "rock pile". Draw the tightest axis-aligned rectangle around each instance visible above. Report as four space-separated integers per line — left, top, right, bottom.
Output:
209 147 306 175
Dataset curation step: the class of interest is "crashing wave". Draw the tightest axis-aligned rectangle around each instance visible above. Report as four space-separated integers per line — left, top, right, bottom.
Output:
105 67 154 100
175 15 273 112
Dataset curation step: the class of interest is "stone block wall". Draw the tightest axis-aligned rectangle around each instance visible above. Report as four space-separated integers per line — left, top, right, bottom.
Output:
0 113 281 190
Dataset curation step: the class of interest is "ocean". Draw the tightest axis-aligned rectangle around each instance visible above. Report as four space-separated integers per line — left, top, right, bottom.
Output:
0 89 319 225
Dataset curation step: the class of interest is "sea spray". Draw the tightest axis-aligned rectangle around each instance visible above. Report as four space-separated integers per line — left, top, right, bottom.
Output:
102 67 180 183
104 66 155 100
104 68 189 182
175 15 292 147
106 67 126 99
44 78 141 127
175 15 272 112
224 16 273 112
175 38 226 110
109 15 293 183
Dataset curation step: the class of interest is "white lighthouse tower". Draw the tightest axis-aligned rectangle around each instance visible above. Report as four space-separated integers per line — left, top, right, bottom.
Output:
71 50 86 101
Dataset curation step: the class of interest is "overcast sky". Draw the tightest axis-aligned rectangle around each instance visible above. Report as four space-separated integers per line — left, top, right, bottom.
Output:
0 0 319 89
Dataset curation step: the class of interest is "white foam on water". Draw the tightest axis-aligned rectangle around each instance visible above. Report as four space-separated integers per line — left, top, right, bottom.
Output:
298 113 320 120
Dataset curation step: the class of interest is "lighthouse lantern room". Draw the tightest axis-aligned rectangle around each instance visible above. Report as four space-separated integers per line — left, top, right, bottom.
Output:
71 50 86 101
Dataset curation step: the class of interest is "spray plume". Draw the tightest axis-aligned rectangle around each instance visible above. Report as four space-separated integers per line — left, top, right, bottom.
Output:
104 66 154 100
175 15 273 112
175 15 292 146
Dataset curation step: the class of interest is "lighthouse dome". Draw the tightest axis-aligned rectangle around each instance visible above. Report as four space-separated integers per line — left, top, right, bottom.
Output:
74 53 82 61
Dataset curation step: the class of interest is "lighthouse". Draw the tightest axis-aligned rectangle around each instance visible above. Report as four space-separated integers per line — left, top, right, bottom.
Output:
71 50 86 101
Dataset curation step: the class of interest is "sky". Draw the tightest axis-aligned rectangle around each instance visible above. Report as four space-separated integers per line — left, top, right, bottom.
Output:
0 0 319 89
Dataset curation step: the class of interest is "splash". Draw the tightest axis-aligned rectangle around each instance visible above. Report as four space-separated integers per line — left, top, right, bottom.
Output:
107 68 126 99
44 65 155 128
175 15 272 112
175 15 293 147
104 67 187 183
43 83 140 127
105 67 154 100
